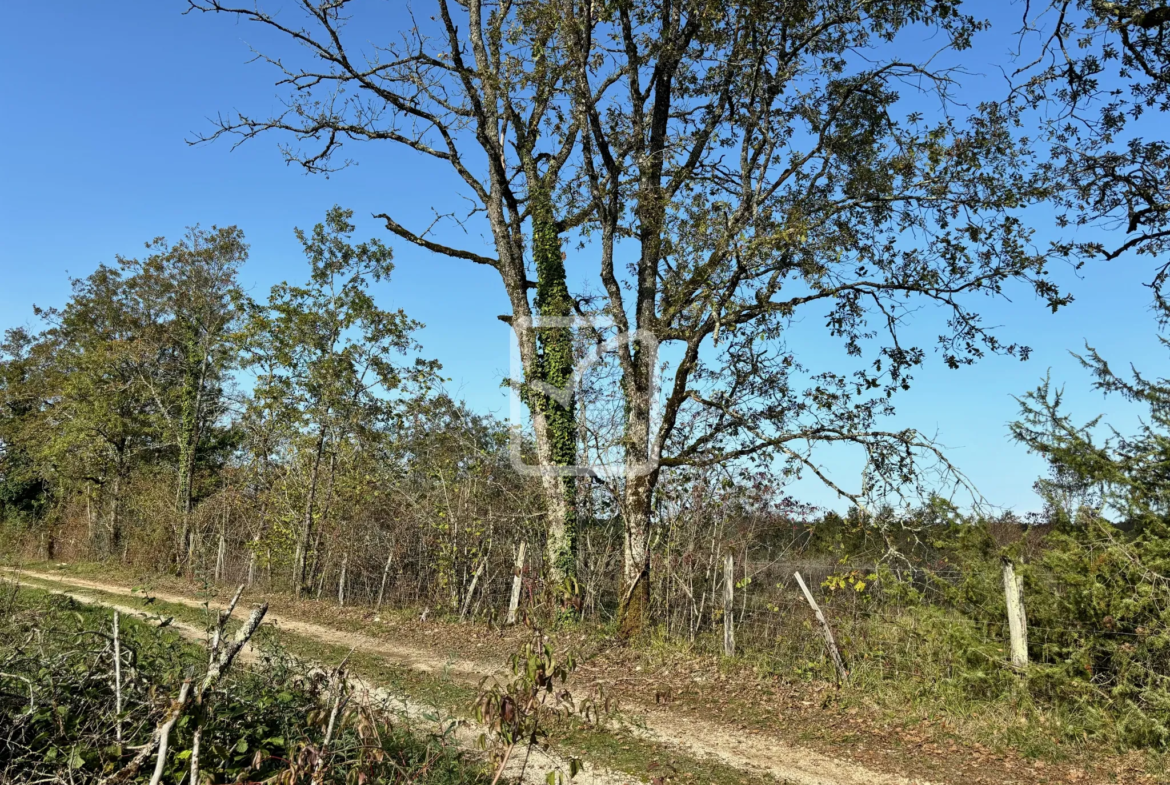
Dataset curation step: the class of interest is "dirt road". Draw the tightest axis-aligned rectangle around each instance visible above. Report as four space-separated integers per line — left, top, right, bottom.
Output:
5 567 936 785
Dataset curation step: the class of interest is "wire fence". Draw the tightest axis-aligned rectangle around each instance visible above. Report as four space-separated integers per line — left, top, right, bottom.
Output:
33 512 1168 701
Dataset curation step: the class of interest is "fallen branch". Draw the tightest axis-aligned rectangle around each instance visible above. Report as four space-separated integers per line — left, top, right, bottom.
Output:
312 649 354 785
0 671 35 709
101 589 268 785
460 557 487 622
101 678 192 785
193 586 262 785
149 680 192 785
113 611 123 748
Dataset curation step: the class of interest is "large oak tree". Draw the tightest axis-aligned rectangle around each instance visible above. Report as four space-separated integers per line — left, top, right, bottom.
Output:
189 0 1069 631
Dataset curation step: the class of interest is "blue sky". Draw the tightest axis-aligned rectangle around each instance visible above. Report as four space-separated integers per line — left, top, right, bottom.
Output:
1 2 1163 513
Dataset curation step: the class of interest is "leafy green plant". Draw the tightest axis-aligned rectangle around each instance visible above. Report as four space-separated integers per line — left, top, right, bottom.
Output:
473 631 601 785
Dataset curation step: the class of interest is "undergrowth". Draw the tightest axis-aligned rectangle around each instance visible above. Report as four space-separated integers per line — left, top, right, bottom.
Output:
0 581 488 784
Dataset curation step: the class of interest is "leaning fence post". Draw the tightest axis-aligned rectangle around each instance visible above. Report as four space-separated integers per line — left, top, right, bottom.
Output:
506 541 526 625
794 571 849 684
1002 558 1028 669
375 547 394 611
460 557 486 621
723 552 735 657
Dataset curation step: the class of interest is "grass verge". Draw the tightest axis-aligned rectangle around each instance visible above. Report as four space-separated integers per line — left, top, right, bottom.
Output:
8 568 781 785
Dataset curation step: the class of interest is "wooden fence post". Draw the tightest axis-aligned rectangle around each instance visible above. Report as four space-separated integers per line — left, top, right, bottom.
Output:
246 548 256 588
793 571 849 684
375 547 394 611
506 542 526 625
214 531 226 583
723 553 735 657
1002 558 1028 669
460 557 486 621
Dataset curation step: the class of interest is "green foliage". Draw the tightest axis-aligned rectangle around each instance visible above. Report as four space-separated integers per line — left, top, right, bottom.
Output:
890 514 1168 749
0 443 48 522
130 226 248 523
1013 341 1170 531
1011 0 1170 320
0 226 247 558
1001 345 1170 746
244 206 437 442
858 347 1170 749
238 206 441 591
0 584 487 784
473 631 594 783
0 330 50 523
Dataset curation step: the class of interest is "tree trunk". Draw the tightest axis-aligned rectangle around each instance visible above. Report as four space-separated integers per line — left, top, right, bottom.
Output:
176 341 209 572
293 426 327 598
246 547 257 588
460 557 486 621
617 472 653 638
616 331 657 637
176 517 189 574
107 470 124 557
86 483 96 550
43 528 56 561
529 186 578 584
306 450 339 594
723 553 735 657
247 498 269 588
308 525 326 598
609 12 680 637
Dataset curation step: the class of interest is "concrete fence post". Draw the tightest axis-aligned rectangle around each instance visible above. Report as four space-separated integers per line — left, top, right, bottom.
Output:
1002 558 1028 669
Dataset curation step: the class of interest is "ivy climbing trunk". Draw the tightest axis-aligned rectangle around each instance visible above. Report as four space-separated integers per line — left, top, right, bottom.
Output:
530 184 578 585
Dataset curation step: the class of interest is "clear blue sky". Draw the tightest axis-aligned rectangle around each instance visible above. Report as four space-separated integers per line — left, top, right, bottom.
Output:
1 2 1162 513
